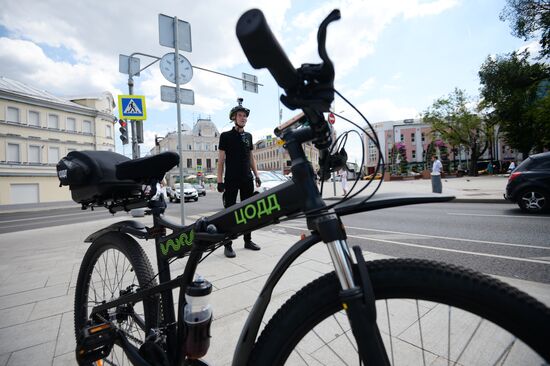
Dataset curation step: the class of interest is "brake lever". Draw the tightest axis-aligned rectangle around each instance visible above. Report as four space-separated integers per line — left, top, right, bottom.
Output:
281 9 340 113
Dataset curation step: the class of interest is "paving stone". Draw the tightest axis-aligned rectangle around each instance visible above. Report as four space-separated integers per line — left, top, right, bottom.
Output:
0 315 61 355
28 288 74 321
6 341 55 366
0 303 34 328
52 351 76 366
0 284 68 310
54 312 74 357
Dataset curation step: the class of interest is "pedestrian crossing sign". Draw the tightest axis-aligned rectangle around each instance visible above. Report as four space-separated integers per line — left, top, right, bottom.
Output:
118 95 147 120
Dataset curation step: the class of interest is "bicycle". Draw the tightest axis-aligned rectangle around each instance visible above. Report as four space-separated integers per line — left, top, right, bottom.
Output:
64 8 550 366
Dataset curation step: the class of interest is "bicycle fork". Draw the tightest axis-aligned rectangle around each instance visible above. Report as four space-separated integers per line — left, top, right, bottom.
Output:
320 215 391 366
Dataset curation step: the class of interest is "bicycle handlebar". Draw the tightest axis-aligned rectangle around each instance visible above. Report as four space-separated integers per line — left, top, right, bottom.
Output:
236 9 299 91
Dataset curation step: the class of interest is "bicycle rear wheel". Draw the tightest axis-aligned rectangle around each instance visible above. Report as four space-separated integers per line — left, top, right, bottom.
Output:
250 258 550 365
74 232 159 365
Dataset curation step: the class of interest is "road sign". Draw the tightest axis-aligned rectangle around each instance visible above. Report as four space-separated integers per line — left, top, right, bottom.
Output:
328 112 336 124
118 95 147 120
119 55 140 76
197 164 202 172
242 72 258 93
160 86 195 105
159 14 192 52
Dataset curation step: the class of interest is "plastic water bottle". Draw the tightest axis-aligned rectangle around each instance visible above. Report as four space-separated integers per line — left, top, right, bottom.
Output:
183 276 212 359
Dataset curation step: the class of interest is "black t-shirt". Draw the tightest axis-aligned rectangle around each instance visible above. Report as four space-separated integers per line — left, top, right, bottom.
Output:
219 128 253 183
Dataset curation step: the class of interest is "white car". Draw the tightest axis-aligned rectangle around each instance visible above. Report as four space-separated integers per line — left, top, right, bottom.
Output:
255 171 287 194
173 183 199 202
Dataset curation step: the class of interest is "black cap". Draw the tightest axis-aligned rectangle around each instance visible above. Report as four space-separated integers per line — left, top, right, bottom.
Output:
186 277 212 297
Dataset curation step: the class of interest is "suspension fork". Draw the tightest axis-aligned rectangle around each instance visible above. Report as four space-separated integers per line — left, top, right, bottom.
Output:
316 214 390 365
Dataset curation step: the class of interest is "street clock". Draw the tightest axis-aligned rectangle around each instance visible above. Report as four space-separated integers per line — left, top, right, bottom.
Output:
159 52 193 84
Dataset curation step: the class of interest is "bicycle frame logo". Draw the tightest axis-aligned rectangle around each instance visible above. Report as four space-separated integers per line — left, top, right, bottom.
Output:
160 230 195 256
235 194 281 225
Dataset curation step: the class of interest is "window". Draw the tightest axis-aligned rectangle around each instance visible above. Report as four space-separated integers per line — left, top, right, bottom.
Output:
412 150 416 159
48 114 59 129
187 144 192 150
29 111 40 126
205 143 210 151
66 117 76 131
400 134 404 142
214 145 218 151
82 120 92 134
28 145 41 163
411 133 415 142
206 159 211 169
7 107 20 123
105 125 112 138
48 147 60 164
197 158 202 167
187 159 192 168
7 143 20 162
194 143 201 150
421 133 425 142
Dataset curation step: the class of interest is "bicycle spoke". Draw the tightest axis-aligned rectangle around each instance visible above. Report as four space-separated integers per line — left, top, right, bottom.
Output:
385 300 395 366
415 300 427 366
453 317 483 365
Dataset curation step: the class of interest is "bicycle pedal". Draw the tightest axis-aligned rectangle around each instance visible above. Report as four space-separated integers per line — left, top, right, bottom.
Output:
76 323 116 364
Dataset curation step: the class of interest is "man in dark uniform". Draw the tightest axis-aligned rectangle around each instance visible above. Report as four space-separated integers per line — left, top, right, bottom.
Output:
217 98 262 258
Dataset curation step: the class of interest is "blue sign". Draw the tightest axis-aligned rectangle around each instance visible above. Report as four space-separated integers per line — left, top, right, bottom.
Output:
118 95 147 120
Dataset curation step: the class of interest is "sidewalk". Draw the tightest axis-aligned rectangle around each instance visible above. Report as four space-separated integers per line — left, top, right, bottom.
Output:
322 174 509 203
0 175 511 214
0 208 547 365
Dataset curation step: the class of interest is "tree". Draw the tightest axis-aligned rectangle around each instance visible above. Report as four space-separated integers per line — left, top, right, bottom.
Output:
423 88 488 176
479 51 550 157
500 0 550 59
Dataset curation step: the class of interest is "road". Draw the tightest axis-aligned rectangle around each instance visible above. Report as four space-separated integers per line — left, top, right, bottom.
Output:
1 193 549 283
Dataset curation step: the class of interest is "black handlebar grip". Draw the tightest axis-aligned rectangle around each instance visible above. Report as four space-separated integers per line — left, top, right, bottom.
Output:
236 9 299 91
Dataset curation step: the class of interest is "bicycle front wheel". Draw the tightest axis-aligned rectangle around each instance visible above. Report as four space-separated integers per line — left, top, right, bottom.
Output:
250 259 550 365
74 232 159 365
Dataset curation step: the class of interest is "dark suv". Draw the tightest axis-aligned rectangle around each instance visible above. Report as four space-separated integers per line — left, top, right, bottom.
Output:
505 152 550 213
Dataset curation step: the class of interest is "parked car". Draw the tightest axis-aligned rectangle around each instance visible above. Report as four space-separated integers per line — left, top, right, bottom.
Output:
193 184 206 196
173 183 199 202
255 170 287 194
166 187 176 202
504 152 550 213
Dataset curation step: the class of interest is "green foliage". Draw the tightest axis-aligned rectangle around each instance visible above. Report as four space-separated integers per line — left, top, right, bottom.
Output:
422 89 488 175
500 0 550 59
479 51 550 156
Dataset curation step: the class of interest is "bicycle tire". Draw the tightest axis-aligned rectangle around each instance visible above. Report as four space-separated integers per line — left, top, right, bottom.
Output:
249 258 550 365
74 232 159 365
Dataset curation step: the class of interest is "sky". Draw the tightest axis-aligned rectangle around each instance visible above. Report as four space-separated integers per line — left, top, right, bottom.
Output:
0 0 537 164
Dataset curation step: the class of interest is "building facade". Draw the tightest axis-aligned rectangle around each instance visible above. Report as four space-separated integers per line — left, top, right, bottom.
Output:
151 118 220 185
253 136 319 175
363 118 520 174
0 77 116 205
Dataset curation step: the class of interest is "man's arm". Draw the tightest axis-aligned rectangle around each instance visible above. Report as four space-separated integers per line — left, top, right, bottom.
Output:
217 150 225 183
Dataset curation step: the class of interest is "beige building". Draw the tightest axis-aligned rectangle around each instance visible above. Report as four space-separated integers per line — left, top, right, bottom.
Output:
151 118 220 185
253 136 319 175
0 76 116 205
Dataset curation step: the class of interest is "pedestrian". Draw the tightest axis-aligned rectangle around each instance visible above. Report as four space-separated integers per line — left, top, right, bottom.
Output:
507 160 516 173
339 168 348 195
487 161 494 175
217 98 262 258
431 155 442 193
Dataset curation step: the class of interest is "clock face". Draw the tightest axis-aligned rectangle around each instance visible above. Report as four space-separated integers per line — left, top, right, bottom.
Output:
159 52 193 84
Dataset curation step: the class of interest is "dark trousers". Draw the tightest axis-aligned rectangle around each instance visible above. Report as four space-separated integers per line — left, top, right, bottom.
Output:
223 178 254 244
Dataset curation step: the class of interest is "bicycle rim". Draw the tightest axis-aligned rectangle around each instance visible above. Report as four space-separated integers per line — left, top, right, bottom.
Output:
250 259 550 365
74 233 158 365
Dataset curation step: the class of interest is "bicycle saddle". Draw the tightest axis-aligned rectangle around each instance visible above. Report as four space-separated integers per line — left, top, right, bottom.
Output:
116 152 180 182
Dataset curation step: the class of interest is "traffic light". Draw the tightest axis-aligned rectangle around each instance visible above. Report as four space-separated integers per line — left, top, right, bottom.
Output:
119 119 129 145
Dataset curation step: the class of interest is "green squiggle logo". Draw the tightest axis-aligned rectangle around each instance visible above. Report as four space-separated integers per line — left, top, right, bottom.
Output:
160 230 195 256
